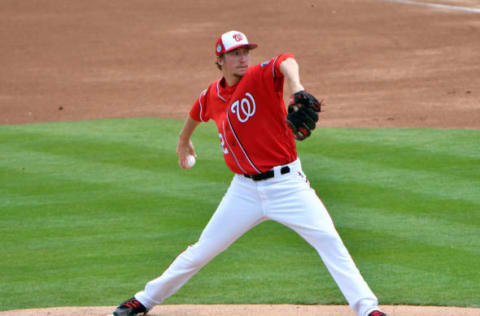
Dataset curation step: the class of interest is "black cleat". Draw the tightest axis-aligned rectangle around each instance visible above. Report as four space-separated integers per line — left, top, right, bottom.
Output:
112 297 148 316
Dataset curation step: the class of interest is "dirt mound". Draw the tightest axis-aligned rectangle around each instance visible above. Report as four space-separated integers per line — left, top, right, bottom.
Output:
1 305 479 316
0 305 480 316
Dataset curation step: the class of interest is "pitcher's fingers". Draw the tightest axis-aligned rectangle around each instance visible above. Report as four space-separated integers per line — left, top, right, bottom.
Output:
178 157 187 169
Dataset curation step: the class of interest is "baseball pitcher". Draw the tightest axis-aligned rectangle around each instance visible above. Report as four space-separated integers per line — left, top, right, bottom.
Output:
112 31 389 316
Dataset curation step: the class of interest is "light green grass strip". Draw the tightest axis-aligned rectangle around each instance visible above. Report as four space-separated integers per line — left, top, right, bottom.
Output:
0 118 479 310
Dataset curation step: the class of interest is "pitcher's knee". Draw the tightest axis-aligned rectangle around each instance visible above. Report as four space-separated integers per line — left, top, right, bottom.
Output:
308 228 344 246
183 239 229 268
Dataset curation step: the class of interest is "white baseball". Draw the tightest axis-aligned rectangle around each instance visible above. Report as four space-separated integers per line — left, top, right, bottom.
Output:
185 155 196 168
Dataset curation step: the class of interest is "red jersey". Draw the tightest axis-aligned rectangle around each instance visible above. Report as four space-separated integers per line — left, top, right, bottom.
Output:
189 53 297 175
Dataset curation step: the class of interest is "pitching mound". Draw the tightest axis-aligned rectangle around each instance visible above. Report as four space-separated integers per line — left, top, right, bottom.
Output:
1 305 479 316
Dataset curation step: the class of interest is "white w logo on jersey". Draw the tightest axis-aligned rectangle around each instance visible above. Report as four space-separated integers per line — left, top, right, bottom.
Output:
231 92 256 123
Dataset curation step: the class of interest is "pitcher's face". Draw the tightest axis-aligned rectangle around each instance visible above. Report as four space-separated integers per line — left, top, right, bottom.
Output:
221 47 250 78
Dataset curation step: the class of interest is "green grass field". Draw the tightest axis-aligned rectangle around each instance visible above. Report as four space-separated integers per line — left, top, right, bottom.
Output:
1 118 479 311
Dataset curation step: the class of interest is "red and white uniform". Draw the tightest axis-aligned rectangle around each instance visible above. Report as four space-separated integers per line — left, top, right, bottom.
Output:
190 53 296 174
135 52 381 316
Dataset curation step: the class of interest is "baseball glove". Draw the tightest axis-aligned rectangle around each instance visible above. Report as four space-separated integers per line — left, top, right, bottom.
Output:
286 90 323 141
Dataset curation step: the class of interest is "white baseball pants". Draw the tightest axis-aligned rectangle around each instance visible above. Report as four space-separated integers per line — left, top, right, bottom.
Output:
135 159 380 316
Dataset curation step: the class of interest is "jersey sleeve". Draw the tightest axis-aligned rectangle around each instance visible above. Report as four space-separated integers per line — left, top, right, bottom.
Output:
273 53 295 81
259 53 295 91
189 88 209 122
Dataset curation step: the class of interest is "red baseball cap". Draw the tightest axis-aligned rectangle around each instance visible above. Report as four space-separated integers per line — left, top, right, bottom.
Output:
215 30 258 56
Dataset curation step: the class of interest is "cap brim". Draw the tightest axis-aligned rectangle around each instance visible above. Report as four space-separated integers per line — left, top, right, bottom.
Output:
224 43 258 53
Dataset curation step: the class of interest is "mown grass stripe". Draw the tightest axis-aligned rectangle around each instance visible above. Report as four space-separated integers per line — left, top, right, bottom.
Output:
309 127 479 159
332 202 479 253
313 179 479 228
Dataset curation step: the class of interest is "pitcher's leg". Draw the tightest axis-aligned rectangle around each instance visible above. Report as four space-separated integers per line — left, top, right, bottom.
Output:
269 188 378 316
136 178 264 309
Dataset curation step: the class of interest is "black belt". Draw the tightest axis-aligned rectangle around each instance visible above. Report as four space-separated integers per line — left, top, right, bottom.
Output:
244 166 291 181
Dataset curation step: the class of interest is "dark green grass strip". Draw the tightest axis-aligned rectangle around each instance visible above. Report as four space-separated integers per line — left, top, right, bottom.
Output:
0 118 479 310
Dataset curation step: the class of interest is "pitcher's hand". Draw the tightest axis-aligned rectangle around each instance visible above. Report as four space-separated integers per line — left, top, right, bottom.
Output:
176 139 197 169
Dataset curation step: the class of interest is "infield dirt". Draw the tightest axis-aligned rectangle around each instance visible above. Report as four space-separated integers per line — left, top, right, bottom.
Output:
1 0 479 128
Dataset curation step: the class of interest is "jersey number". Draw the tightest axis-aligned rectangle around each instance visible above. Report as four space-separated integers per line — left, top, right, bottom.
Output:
231 92 256 123
218 133 229 154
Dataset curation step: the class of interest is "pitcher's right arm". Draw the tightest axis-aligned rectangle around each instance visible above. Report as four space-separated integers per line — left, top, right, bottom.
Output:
177 116 200 169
